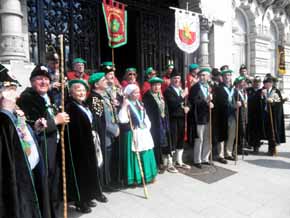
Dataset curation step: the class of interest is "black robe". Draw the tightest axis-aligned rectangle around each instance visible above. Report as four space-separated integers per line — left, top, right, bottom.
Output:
143 91 172 166
256 87 286 144
17 87 61 218
0 110 50 218
86 91 117 186
247 87 261 147
213 83 237 142
64 98 102 203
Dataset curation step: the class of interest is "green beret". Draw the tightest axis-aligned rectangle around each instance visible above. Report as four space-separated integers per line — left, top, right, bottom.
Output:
73 58 87 64
148 77 163 84
167 64 174 69
234 76 246 84
101 61 114 67
68 79 89 90
221 69 233 75
145 67 154 75
189 64 199 71
88 72 105 85
125 67 137 73
198 68 211 74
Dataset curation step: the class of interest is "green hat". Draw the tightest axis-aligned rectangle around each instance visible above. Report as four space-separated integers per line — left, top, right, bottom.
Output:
189 64 199 71
125 67 137 73
198 68 211 75
221 69 233 75
68 79 89 90
148 77 163 84
88 72 105 85
101 61 115 72
145 67 154 75
234 76 246 84
167 64 174 69
73 58 87 64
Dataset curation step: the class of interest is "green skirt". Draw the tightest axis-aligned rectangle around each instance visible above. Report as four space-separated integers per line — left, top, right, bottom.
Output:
121 131 158 185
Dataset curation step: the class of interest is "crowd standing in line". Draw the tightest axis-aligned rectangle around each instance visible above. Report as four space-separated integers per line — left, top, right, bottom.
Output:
0 49 287 217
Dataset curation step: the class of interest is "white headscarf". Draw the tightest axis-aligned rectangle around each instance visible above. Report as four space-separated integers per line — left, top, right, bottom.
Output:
123 84 139 96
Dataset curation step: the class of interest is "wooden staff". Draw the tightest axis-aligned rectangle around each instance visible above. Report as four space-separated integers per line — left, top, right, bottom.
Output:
208 92 213 164
235 92 240 166
268 102 277 156
112 48 115 66
59 34 68 218
127 107 149 199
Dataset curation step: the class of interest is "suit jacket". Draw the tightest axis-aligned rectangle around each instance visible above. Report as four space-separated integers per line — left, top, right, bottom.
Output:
164 86 185 118
188 82 210 125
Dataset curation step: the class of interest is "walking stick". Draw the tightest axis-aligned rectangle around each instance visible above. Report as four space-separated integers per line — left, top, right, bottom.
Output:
268 102 277 156
235 93 240 165
209 93 213 164
59 34 68 218
127 107 149 199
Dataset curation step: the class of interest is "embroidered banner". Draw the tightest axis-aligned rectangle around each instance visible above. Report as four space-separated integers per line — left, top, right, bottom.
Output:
102 0 127 48
278 45 286 75
174 10 200 53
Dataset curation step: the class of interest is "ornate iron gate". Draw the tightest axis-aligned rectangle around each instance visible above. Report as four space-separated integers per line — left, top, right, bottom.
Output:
27 0 183 76
27 0 99 70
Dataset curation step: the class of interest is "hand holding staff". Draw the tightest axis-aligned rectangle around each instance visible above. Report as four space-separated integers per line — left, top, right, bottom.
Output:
126 105 149 199
59 34 68 218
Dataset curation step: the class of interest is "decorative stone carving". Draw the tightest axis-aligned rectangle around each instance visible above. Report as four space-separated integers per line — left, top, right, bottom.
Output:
0 35 25 54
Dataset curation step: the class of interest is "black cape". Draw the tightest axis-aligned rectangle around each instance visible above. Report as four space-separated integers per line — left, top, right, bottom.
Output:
0 110 50 218
256 87 286 144
143 91 173 165
65 98 102 202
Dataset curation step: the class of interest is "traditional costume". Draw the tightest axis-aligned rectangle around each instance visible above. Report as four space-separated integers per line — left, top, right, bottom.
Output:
143 77 177 173
118 84 157 185
188 68 212 167
0 64 50 218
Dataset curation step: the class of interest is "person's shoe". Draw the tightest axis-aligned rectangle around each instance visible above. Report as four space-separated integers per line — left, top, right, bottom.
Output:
96 194 108 203
75 202 92 213
167 166 178 173
103 185 120 193
225 156 235 161
194 163 202 169
175 162 191 169
202 162 214 166
158 165 166 174
217 158 228 164
87 200 97 207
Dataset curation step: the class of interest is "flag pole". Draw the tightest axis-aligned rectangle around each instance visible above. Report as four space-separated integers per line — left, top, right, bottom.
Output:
59 34 68 218
235 92 240 165
268 102 278 156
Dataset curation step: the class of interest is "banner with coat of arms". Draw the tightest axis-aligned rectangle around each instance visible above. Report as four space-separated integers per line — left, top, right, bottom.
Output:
278 45 286 75
174 10 200 54
102 0 127 48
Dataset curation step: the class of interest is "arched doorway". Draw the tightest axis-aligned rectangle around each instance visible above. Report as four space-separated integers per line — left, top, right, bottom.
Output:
232 9 248 75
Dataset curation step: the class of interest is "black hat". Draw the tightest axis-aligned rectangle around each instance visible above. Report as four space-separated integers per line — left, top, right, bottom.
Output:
0 64 21 88
220 65 229 71
211 68 221 77
170 68 181 78
264 74 278 83
30 64 51 81
46 46 59 62
239 64 247 71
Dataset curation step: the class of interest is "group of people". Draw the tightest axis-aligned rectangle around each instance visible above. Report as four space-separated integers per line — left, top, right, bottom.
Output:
0 48 287 218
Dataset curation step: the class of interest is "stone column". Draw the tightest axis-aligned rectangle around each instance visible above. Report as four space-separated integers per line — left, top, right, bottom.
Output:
0 0 25 62
199 17 210 67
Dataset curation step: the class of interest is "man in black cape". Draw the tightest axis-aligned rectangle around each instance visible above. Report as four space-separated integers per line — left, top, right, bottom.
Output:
87 72 121 191
0 64 50 218
17 64 70 218
256 76 286 155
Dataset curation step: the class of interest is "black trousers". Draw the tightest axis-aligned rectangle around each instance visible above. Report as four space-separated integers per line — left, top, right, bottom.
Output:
169 117 185 150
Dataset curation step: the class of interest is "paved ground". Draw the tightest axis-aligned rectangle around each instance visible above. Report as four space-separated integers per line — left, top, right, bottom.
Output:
68 132 290 218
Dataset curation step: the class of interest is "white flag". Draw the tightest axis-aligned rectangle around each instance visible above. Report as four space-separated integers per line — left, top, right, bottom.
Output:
174 10 200 53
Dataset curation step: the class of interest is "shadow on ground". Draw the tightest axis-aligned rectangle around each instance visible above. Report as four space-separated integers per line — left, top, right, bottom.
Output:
246 159 290 169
